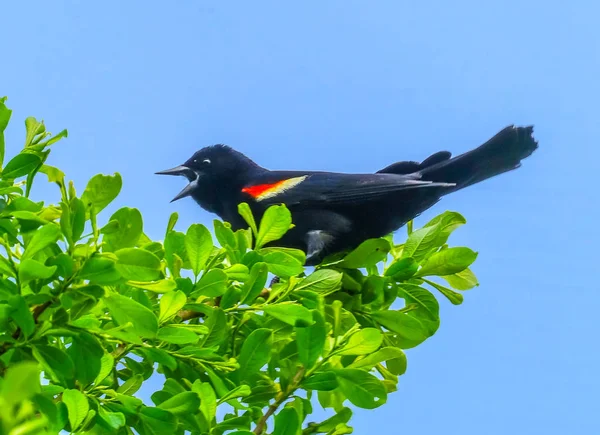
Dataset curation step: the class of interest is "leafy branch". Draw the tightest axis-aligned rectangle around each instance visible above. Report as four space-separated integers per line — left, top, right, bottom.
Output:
0 97 480 435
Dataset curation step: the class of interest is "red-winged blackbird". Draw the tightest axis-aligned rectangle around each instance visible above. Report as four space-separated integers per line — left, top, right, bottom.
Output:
157 126 538 265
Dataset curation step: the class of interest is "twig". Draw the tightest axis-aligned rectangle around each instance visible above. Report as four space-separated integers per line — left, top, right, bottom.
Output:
33 300 53 321
253 367 306 434
178 310 205 321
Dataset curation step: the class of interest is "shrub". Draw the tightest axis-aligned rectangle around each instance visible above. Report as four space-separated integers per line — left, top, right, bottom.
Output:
0 97 479 435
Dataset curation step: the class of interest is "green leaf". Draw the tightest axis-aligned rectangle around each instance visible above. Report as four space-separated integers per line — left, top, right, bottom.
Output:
193 269 228 297
194 382 217 423
18 258 57 283
264 302 314 327
22 223 61 260
302 371 338 391
41 128 69 147
104 293 158 338
79 255 121 284
386 352 408 375
339 328 382 355
348 347 406 370
0 255 15 277
296 310 326 369
260 246 306 263
166 212 178 234
423 211 466 243
0 361 40 406
416 247 478 277
102 326 143 345
273 407 300 435
142 348 177 371
158 290 187 323
339 238 391 268
333 369 387 409
39 164 66 185
401 223 442 262
117 374 143 395
237 228 253 253
185 224 213 277
164 231 186 277
262 249 304 277
220 284 241 309
296 269 342 294
103 207 143 251
224 263 249 281
66 332 104 386
157 391 200 415
201 308 227 348
32 345 75 383
255 204 292 249
128 279 177 293
0 97 12 168
240 262 268 304
214 219 237 249
39 165 66 196
238 202 258 236
24 116 45 147
25 148 49 195
157 325 198 344
115 248 162 281
217 385 252 404
314 408 352 432
238 328 273 379
50 254 75 280
30 394 61 430
423 278 464 305
370 310 430 349
399 284 439 319
384 257 419 281
94 353 115 385
81 173 122 215
2 152 41 179
98 406 126 430
69 198 86 243
8 295 35 337
9 417 52 435
62 389 89 431
442 268 479 290
174 322 209 333
139 407 177 435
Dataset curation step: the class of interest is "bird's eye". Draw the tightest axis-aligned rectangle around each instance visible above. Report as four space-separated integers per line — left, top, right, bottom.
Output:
203 159 211 165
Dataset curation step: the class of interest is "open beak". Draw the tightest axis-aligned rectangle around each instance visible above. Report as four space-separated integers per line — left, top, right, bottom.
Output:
155 165 199 202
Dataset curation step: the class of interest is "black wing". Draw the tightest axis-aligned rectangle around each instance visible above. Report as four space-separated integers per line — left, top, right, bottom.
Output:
242 171 454 207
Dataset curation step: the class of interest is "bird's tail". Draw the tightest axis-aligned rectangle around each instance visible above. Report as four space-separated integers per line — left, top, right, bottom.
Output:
381 126 538 192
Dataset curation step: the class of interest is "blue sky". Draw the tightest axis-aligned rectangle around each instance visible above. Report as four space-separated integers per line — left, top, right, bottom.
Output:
4 1 599 433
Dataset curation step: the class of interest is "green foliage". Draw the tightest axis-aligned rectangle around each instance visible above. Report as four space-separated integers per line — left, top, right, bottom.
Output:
0 98 480 434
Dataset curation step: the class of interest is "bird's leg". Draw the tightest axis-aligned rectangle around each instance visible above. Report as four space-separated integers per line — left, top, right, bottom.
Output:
305 230 334 263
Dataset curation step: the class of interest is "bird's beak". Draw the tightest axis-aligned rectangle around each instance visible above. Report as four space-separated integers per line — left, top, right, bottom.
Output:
155 165 193 177
155 165 200 203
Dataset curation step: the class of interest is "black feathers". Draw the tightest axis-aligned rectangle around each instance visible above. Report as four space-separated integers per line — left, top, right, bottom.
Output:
158 125 538 264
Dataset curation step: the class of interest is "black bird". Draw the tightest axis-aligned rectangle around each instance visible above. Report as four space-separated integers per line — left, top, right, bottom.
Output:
157 126 538 265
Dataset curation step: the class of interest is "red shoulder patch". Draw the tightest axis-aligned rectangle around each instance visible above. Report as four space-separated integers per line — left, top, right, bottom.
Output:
242 176 308 201
242 181 284 198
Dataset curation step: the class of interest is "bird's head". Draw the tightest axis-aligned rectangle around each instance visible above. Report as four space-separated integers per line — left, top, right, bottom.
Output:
156 144 262 203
